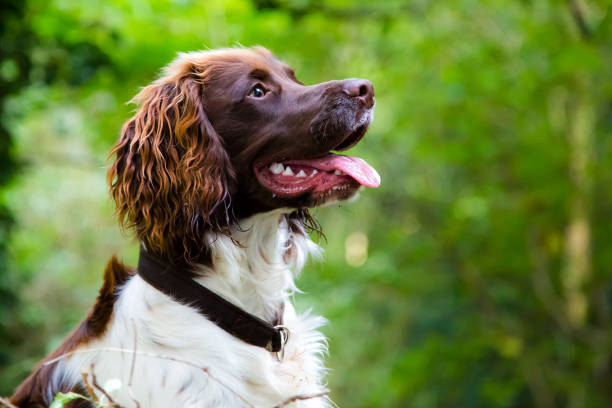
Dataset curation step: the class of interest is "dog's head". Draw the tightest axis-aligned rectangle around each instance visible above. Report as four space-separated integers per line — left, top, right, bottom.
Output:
108 47 379 263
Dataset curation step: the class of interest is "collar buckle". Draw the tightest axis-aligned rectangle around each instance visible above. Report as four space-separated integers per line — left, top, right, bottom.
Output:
274 325 290 362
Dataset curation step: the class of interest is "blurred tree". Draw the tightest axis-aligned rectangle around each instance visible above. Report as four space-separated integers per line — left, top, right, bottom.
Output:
0 0 32 390
0 0 113 392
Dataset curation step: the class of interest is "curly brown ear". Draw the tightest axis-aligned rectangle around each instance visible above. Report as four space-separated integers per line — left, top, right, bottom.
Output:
107 59 232 264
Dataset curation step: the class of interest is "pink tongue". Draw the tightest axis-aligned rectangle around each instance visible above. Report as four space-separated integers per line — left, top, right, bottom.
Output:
290 154 380 188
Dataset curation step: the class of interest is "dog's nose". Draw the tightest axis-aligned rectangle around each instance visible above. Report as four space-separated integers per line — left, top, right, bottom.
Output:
342 78 375 108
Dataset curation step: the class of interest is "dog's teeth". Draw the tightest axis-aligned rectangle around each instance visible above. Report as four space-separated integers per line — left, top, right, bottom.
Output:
272 193 277 198
282 166 294 176
269 162 284 175
297 170 307 178
312 169 318 175
334 170 343 175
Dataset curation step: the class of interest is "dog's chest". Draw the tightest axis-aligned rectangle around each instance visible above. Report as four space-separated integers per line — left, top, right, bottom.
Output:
64 276 328 408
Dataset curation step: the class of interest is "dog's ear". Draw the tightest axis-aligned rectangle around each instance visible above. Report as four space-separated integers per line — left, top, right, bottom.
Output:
107 58 233 263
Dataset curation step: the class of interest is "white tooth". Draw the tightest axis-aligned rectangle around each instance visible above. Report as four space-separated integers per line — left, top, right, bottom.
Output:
282 166 294 176
312 169 318 175
297 170 307 178
269 162 284 175
334 170 343 175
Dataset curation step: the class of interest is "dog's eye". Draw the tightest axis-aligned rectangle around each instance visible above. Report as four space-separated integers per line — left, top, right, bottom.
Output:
249 85 267 98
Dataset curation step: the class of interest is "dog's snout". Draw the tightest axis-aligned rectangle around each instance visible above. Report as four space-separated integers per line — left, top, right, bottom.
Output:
342 78 374 108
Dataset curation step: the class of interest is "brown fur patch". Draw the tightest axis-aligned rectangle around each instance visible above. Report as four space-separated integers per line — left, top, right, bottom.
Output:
106 50 238 265
9 257 134 407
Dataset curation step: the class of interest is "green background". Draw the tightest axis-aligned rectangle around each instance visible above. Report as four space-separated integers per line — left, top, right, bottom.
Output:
2 0 612 406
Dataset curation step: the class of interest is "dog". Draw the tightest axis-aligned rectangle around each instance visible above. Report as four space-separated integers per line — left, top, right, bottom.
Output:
10 47 380 408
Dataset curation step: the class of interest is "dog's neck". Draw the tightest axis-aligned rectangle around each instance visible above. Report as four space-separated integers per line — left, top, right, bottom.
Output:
193 210 321 323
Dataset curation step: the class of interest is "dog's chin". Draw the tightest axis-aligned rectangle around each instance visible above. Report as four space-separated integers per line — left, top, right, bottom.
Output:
303 181 362 207
254 179 362 210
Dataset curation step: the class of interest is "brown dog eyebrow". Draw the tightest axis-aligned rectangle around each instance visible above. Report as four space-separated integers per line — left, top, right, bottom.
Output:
284 66 303 85
249 68 270 81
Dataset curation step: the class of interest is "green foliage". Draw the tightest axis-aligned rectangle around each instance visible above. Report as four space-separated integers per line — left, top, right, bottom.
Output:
50 392 93 408
2 1 612 407
0 0 34 391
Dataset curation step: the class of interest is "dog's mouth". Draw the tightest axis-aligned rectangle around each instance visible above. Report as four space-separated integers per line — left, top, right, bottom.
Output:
254 123 380 199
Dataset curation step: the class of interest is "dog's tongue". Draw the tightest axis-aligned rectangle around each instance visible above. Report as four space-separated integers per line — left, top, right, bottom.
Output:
298 154 380 187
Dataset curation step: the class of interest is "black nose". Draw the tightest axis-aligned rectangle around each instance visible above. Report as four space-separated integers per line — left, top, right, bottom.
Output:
342 78 375 108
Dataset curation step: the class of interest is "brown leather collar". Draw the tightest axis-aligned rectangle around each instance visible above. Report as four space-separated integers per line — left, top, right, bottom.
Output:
137 246 285 353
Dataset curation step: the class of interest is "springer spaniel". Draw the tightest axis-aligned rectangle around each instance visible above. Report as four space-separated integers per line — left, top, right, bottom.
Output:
10 47 379 408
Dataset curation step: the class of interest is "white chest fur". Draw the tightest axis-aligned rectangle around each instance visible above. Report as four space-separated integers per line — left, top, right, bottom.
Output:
56 211 330 408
